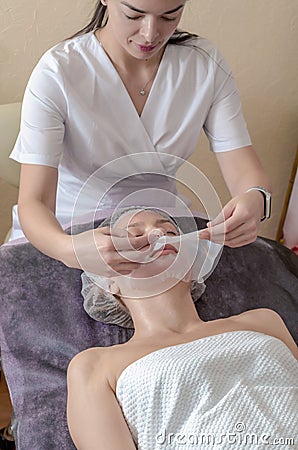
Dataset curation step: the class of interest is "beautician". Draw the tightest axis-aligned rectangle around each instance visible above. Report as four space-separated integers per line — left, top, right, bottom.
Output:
10 0 272 275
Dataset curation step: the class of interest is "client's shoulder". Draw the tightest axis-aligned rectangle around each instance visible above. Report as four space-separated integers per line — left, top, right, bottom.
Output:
238 307 284 326
236 308 298 359
88 341 149 393
68 344 132 393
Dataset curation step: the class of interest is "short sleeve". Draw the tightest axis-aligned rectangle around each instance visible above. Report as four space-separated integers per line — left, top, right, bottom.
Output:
203 48 252 152
10 51 67 168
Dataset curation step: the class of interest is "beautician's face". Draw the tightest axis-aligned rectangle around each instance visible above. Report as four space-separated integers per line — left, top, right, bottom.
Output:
104 0 187 60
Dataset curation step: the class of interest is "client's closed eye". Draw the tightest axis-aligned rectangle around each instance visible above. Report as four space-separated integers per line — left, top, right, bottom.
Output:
126 227 177 236
127 228 144 237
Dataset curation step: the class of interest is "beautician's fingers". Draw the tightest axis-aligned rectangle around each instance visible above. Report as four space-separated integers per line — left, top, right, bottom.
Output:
200 221 259 248
224 231 259 247
205 216 258 247
198 227 211 241
96 226 151 251
71 226 160 276
208 221 255 246
70 228 143 276
199 220 227 244
205 192 264 247
94 227 158 265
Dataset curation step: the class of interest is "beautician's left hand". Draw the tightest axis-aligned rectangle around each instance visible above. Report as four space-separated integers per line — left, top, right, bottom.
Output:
199 190 264 248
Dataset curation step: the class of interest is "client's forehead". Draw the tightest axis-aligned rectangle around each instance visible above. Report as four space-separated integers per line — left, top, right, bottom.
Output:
116 210 176 229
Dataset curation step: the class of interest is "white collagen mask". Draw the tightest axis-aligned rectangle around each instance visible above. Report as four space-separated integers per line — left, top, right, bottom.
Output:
111 231 222 297
147 231 222 283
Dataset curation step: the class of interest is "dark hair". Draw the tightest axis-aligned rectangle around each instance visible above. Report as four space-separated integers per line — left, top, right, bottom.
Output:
68 2 198 45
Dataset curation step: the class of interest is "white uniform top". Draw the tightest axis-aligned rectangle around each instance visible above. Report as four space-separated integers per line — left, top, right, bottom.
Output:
10 31 251 240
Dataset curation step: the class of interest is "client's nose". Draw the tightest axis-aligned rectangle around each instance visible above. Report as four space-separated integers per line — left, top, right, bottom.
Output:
148 228 164 244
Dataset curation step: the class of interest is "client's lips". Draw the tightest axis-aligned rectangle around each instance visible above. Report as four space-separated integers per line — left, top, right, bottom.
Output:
156 243 178 255
137 242 178 256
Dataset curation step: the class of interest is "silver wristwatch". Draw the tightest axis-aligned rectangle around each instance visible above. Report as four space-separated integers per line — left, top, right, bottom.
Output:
246 187 272 222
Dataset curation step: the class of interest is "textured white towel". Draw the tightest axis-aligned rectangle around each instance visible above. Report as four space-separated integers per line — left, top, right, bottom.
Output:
116 331 298 450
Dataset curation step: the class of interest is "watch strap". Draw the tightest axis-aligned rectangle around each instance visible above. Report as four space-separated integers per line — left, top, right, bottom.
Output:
246 187 272 222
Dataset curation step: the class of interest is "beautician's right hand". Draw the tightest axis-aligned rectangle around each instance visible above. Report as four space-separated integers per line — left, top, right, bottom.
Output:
63 226 155 276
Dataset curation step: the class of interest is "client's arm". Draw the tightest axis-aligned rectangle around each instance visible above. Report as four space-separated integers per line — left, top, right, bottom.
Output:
67 349 136 450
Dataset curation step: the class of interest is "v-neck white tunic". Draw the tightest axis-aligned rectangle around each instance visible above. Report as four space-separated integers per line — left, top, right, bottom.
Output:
10 32 251 240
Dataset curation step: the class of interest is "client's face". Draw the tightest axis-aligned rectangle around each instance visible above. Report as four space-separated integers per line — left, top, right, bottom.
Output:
111 210 184 298
116 210 179 252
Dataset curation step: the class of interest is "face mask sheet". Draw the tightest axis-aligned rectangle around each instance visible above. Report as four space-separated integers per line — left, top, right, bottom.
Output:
150 231 223 283
144 231 222 281
111 231 223 296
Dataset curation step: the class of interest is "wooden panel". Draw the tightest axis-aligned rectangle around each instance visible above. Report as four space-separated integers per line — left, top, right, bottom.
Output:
0 178 18 245
0 370 12 429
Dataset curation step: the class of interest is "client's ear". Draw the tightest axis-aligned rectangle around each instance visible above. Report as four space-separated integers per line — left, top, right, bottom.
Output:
110 279 121 296
182 270 192 283
110 280 129 310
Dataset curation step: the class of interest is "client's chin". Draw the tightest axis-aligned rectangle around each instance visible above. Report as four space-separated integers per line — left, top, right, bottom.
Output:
115 254 191 299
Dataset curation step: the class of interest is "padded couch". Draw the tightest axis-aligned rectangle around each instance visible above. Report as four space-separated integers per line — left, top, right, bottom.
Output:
0 102 297 449
0 217 298 449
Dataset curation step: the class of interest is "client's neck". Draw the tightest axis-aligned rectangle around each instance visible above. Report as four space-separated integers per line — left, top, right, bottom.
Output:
122 281 204 341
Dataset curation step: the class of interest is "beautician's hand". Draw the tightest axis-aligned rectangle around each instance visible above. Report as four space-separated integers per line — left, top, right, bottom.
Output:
199 190 264 248
64 226 157 276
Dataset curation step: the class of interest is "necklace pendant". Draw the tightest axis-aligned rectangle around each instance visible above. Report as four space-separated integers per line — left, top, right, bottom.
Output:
139 88 146 96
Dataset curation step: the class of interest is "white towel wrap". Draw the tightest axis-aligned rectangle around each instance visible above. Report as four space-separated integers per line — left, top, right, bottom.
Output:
116 331 298 450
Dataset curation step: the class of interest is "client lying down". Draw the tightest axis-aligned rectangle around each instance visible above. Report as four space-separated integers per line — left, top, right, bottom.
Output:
67 207 298 450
